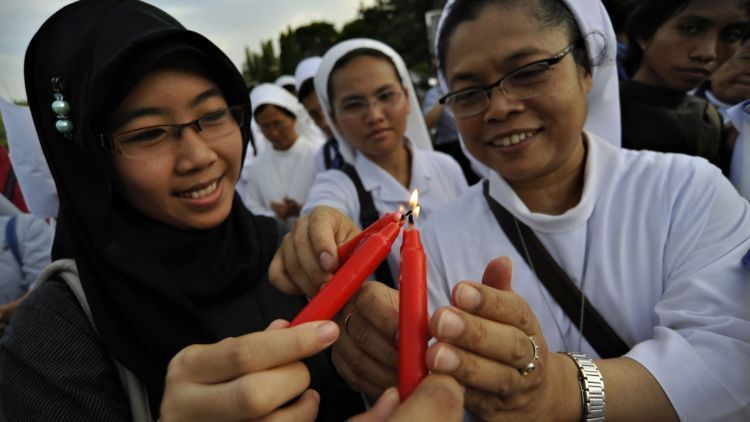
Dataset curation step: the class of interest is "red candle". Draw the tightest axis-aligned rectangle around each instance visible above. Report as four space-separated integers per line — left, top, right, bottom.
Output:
398 224 428 399
291 221 401 326
337 212 401 264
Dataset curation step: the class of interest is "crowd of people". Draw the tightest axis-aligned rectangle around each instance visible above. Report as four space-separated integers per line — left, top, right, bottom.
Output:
0 0 748 420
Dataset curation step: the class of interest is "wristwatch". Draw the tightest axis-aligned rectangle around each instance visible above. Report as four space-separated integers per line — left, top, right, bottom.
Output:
565 352 605 422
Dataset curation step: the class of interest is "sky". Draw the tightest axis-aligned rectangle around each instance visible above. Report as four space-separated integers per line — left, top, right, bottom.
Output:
0 0 376 101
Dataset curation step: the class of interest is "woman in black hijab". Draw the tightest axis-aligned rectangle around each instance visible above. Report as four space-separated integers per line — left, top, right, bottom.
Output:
0 1 363 420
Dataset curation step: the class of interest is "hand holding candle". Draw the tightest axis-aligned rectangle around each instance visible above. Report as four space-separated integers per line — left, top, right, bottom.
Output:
398 190 429 399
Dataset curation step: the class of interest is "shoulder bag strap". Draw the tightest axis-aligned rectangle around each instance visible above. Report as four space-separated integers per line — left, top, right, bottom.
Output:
339 164 396 288
33 259 154 421
482 181 629 358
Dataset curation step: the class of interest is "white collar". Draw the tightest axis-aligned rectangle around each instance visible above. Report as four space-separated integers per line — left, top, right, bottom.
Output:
353 138 432 202
488 132 617 233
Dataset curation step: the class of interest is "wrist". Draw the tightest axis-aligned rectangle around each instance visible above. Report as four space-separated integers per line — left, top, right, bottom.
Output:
554 352 584 421
564 352 605 422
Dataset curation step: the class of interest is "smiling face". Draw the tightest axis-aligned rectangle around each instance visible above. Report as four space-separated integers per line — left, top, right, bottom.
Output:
108 66 243 230
710 39 750 103
329 55 410 161
634 0 749 92
443 4 591 188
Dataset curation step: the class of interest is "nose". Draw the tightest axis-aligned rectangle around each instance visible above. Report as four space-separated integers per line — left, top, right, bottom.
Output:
175 125 217 174
364 99 386 123
690 34 718 64
483 86 524 122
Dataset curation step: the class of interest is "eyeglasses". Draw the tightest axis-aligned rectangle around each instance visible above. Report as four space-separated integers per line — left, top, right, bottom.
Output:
335 89 404 117
439 42 578 118
100 105 245 159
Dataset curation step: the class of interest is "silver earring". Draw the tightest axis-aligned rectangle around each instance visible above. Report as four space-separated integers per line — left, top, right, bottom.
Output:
51 77 73 140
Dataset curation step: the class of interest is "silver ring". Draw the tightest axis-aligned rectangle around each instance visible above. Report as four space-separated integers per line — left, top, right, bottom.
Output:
519 336 539 376
343 310 357 337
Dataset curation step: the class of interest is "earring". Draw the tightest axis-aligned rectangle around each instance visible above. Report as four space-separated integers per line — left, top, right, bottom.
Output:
51 77 73 140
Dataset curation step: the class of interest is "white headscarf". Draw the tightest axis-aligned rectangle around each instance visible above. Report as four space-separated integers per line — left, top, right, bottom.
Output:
728 100 750 200
435 0 621 177
250 83 325 145
0 97 58 218
294 57 323 92
274 74 297 89
314 38 434 154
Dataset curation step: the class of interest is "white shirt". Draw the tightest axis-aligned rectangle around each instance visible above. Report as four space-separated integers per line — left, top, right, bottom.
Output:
303 143 469 279
238 135 318 218
422 133 750 421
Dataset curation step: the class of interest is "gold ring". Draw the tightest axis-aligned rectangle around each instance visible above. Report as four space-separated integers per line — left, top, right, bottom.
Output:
343 310 357 337
519 336 539 376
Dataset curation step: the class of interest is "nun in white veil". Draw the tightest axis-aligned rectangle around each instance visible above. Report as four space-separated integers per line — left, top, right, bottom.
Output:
238 83 320 226
270 1 750 421
302 38 468 280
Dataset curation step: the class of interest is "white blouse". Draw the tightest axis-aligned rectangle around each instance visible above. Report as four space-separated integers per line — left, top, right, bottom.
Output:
422 133 750 421
302 142 469 279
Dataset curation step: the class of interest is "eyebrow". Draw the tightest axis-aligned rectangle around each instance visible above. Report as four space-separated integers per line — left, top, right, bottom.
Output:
111 87 224 131
449 46 548 85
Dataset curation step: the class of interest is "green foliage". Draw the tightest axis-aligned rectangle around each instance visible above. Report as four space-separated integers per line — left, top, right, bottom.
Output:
242 0 448 85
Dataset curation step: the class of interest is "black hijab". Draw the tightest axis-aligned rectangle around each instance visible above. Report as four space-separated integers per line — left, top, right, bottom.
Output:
24 0 279 412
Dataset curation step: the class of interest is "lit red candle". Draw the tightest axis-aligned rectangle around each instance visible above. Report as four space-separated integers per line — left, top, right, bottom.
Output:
337 212 401 264
398 190 428 399
291 221 401 326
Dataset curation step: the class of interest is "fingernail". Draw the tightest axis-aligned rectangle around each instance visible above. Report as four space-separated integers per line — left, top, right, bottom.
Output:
456 284 481 310
316 321 339 343
434 346 460 372
320 251 334 272
437 310 465 339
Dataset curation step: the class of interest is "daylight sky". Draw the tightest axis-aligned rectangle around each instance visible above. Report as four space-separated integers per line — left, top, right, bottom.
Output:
0 0 376 101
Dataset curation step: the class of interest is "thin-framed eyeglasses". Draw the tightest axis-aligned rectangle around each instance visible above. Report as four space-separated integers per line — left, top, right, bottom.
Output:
439 41 578 118
335 88 404 117
100 105 245 159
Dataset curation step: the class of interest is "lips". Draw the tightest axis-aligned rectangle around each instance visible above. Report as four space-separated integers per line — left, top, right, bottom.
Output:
367 128 392 139
175 176 222 199
678 67 711 79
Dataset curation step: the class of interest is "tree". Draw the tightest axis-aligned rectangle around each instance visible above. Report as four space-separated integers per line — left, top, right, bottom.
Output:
294 22 339 57
243 40 280 85
279 27 303 75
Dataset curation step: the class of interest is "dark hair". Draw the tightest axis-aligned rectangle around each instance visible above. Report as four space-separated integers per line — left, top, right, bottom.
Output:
326 48 402 109
437 0 593 77
623 0 690 76
297 78 316 102
253 104 296 121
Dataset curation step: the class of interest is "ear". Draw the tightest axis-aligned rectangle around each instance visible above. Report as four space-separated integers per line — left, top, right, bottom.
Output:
582 69 593 95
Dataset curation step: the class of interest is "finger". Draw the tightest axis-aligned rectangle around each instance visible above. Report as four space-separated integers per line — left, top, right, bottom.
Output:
352 282 400 347
269 234 304 295
290 212 333 296
266 319 290 330
450 281 540 336
308 206 360 272
331 339 392 400
349 388 400 422
481 256 513 291
163 361 311 420
425 341 541 398
338 297 399 368
283 220 320 298
261 389 320 422
332 323 398 388
167 321 339 384
430 307 535 368
391 375 465 421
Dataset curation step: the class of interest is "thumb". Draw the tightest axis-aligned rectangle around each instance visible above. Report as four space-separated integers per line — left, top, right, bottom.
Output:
481 256 513 292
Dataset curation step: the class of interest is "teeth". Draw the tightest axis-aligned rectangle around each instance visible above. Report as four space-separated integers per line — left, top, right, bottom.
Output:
491 131 535 147
182 180 218 199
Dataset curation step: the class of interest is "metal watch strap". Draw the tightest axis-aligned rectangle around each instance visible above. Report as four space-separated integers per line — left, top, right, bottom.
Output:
565 352 605 422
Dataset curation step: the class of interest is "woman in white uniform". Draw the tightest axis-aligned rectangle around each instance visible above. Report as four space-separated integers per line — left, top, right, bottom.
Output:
301 39 469 282
270 0 750 421
240 83 320 226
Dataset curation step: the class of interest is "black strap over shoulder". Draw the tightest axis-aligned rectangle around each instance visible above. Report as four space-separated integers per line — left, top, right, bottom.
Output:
482 181 629 358
339 163 396 288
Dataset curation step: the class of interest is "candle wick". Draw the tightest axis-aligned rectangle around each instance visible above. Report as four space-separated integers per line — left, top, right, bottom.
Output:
408 215 415 226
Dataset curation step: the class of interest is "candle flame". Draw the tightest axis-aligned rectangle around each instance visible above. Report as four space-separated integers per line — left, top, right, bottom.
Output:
398 205 405 214
409 189 419 209
413 205 421 218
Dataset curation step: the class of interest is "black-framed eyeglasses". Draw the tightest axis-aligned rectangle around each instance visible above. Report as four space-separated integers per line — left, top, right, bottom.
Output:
100 105 245 159
439 42 578 118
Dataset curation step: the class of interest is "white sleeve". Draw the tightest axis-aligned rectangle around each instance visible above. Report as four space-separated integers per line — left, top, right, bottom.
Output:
626 166 750 422
238 165 274 218
16 215 54 290
300 170 360 225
